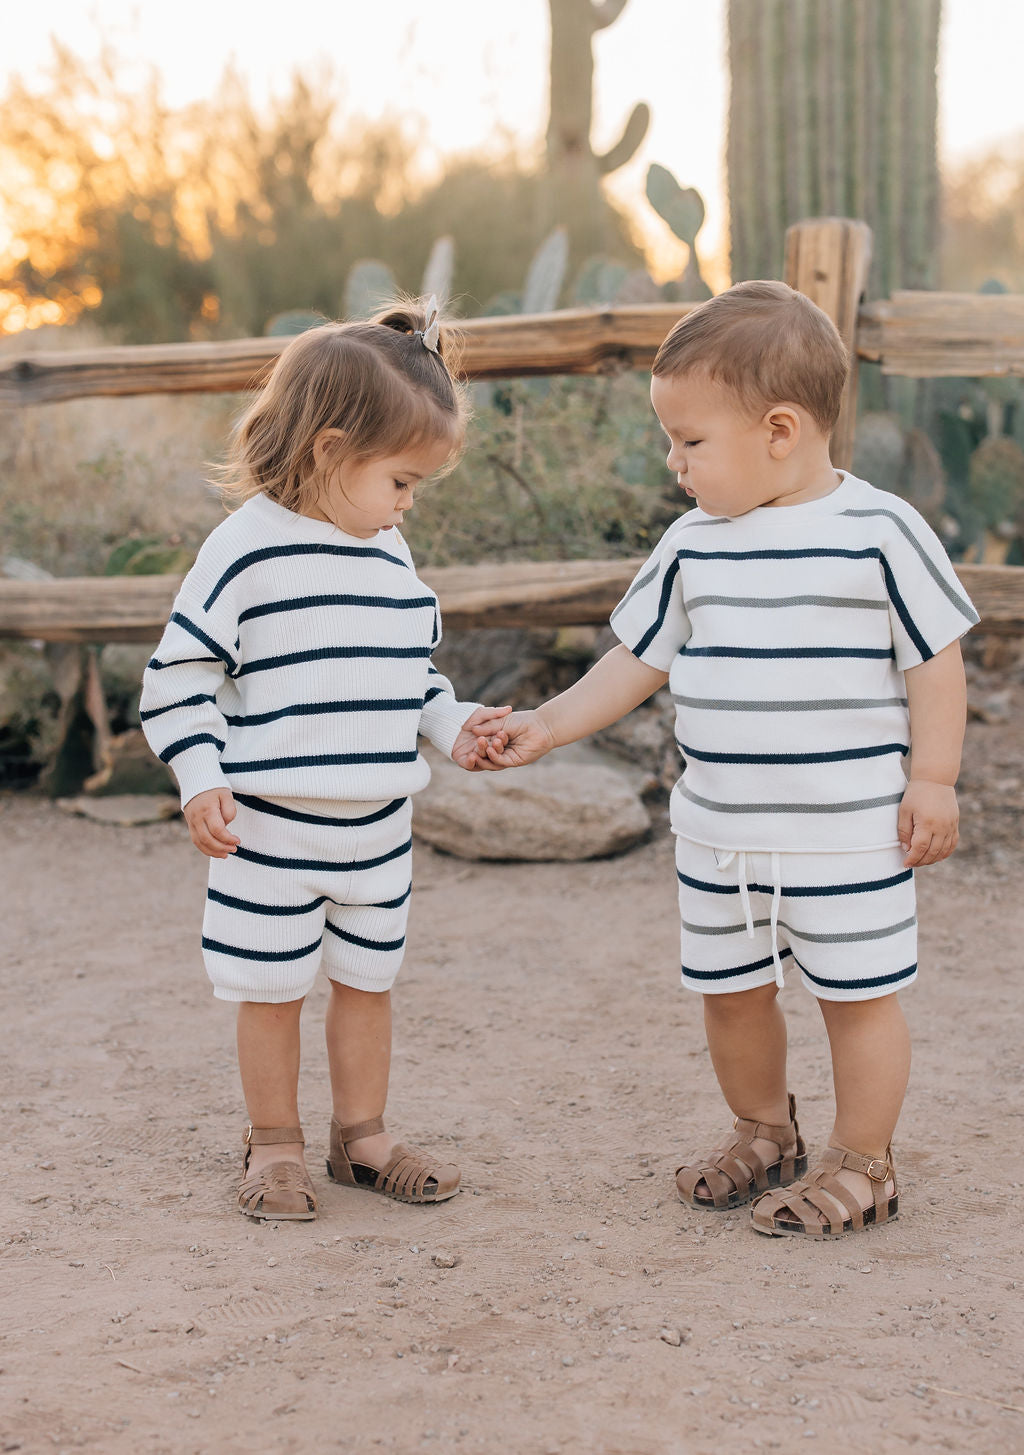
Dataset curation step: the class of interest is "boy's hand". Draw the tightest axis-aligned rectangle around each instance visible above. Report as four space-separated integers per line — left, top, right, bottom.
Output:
484 710 557 769
898 779 959 867
183 787 240 858
451 705 512 771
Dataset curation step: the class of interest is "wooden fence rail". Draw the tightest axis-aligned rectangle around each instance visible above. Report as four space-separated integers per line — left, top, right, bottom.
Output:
1 217 1023 638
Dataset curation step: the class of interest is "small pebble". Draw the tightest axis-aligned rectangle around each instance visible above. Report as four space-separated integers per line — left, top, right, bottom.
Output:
859 1266 872 1274
338 1308 357 1317
562 1355 575 1367
659 1327 685 1347
267 1258 278 1268
40 1162 55 1171
432 1251 459 1269
69 1260 85 1268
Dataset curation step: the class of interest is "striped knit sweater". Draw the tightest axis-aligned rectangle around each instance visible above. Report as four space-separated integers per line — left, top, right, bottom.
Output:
140 493 479 808
611 472 979 853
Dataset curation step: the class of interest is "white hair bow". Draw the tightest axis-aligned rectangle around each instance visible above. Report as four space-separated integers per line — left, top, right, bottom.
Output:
418 294 440 355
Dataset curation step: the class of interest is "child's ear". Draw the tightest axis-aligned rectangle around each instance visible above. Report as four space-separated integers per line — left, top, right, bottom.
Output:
764 406 800 459
312 428 347 470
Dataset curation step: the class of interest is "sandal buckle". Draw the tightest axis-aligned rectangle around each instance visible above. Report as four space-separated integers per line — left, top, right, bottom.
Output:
865 1158 889 1181
243 1122 254 1146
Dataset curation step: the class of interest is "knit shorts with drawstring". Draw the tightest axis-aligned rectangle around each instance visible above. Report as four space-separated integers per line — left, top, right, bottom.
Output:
675 835 918 1003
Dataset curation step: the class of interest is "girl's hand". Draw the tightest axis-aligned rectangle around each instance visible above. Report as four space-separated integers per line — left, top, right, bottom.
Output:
451 705 512 771
183 787 240 858
484 710 557 769
898 779 959 867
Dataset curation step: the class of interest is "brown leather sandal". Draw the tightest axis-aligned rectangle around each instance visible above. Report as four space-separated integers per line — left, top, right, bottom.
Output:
675 1092 808 1210
237 1125 318 1222
750 1143 898 1239
325 1116 460 1203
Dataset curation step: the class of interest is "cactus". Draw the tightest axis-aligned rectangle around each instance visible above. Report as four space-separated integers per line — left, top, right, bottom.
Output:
264 310 324 336
543 0 650 262
726 0 941 297
421 235 455 307
522 227 570 314
343 259 400 320
645 164 712 301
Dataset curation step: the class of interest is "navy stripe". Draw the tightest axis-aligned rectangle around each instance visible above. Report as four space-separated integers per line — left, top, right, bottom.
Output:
682 948 794 981
207 887 327 917
796 957 917 992
232 793 406 827
369 884 412 909
233 835 412 874
324 921 406 953
677 868 912 898
223 698 422 727
424 685 445 703
203 543 407 609
633 553 682 658
680 645 895 660
169 612 237 671
676 546 882 564
879 553 933 662
236 645 431 677
159 732 225 764
842 508 979 621
238 592 435 624
139 692 217 721
677 741 908 766
202 934 322 962
221 751 418 772
146 654 220 671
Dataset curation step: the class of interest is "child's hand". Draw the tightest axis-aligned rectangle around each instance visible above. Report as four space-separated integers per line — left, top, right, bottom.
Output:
451 705 512 771
183 787 240 858
898 779 959 867
484 709 557 769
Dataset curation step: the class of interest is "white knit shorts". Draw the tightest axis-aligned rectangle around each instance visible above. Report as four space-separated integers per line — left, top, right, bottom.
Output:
675 836 918 1003
203 793 413 1003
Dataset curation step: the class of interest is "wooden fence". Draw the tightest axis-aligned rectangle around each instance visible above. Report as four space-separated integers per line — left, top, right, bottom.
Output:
2 216 1023 640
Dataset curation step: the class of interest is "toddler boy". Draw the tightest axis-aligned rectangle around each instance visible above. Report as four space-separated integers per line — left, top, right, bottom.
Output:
481 281 978 1239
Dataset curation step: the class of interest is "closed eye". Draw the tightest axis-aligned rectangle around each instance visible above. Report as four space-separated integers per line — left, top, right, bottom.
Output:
683 440 702 448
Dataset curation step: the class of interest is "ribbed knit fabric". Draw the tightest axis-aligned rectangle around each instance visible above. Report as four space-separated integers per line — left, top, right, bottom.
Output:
140 493 479 808
611 473 979 853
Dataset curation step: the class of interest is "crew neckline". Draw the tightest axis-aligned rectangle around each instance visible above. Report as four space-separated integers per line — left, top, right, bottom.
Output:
693 471 862 526
247 491 395 547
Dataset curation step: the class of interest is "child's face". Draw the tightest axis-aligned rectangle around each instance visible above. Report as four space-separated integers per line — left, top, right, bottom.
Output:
651 372 777 518
317 436 453 538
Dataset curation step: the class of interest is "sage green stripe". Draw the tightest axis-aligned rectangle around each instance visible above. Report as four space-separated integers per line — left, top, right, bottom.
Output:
610 560 659 620
841 507 978 620
679 784 905 815
682 915 917 943
672 694 908 711
683 593 888 611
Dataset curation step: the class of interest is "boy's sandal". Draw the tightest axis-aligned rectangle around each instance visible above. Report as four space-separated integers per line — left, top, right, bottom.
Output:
237 1125 318 1222
675 1092 808 1210
326 1116 460 1203
750 1143 898 1239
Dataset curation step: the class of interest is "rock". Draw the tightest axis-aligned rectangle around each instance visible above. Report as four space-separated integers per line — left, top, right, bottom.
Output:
431 1251 460 1269
83 728 177 796
659 1327 687 1347
56 794 180 826
413 747 650 861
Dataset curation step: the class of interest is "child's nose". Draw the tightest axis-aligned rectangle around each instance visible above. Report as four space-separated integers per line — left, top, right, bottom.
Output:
668 448 686 475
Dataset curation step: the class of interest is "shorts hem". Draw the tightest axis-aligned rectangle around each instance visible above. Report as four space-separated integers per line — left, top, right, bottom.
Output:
211 981 317 1004
324 967 400 993
802 973 917 1003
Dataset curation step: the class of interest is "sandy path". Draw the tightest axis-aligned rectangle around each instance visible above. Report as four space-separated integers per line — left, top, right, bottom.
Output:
1 772 1022 1454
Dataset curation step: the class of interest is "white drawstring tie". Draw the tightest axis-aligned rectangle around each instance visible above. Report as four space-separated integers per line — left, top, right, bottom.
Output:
716 849 786 988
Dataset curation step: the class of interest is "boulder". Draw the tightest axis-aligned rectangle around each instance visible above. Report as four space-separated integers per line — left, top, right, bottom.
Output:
413 746 650 861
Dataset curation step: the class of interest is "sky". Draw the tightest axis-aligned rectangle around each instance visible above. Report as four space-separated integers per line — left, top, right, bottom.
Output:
2 0 1022 284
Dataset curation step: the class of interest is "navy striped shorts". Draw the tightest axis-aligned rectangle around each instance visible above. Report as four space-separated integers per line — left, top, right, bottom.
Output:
675 836 918 1003
202 793 413 1003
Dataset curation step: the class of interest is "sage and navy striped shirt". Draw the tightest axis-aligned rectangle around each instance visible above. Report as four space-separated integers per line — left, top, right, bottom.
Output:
140 492 478 808
611 472 979 853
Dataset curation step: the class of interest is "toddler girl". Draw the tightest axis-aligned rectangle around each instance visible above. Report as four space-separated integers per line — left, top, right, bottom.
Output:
141 300 507 1221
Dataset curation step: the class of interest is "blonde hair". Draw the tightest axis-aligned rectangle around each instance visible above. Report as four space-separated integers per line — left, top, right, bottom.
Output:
218 300 469 512
653 280 849 433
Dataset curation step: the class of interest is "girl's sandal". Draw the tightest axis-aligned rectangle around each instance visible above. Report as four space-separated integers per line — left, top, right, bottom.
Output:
326 1116 460 1203
237 1125 318 1222
750 1144 898 1239
675 1092 808 1210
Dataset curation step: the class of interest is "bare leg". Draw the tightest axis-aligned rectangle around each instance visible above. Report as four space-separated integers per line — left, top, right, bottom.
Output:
325 982 395 1171
692 983 792 1197
814 992 909 1215
236 998 306 1175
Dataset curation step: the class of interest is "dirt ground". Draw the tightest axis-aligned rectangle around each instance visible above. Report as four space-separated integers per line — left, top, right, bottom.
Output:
2 675 1024 1455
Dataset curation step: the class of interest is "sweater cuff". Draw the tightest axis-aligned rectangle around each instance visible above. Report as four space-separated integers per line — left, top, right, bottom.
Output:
419 695 482 760
170 745 231 810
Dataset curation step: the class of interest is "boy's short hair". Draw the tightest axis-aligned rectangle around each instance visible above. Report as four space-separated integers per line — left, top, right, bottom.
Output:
652 280 849 434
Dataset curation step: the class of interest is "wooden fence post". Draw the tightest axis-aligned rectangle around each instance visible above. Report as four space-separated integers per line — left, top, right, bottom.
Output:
783 217 873 471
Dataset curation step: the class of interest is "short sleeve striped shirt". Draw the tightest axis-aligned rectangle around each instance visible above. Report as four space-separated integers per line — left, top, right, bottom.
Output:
610 472 979 853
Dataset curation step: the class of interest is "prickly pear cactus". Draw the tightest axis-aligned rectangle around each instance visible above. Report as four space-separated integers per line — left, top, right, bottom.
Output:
343 260 400 321
645 164 712 301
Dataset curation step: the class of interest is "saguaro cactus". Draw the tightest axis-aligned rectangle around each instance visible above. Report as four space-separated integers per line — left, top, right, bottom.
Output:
544 0 650 265
727 0 941 297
